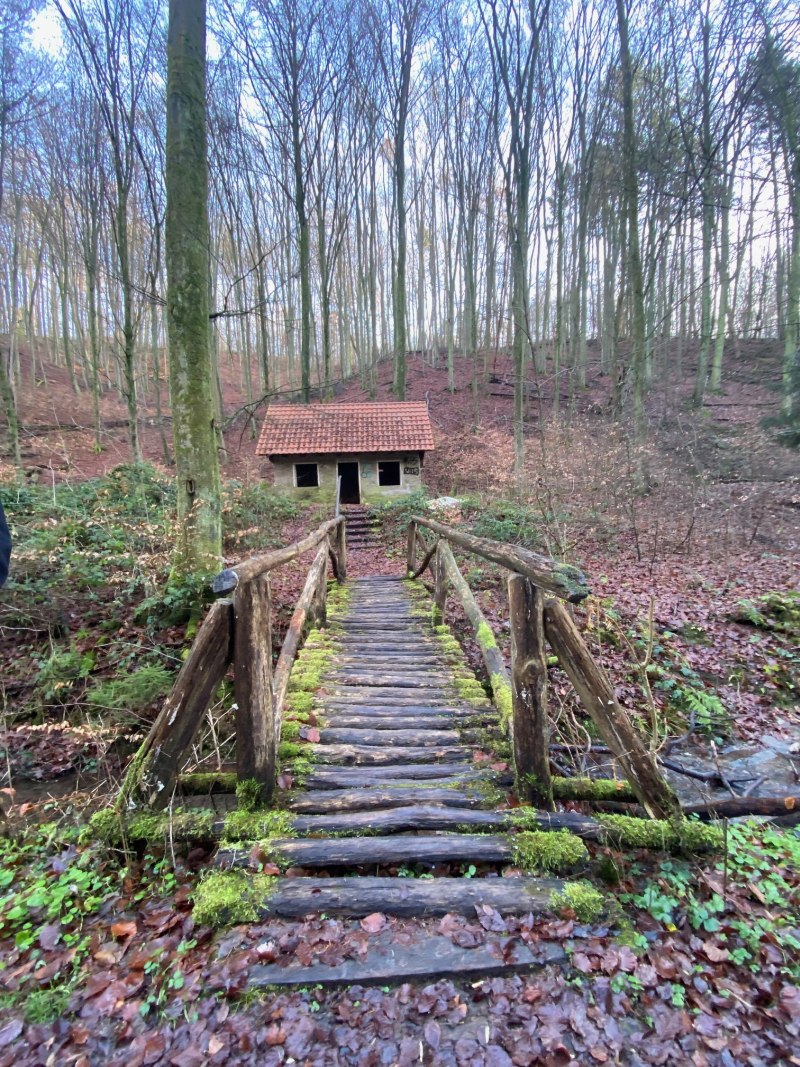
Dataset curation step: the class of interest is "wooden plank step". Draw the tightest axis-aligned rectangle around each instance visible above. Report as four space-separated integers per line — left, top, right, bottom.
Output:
318 727 461 747
303 764 492 788
292 804 506 834
245 875 566 919
323 691 457 705
310 744 472 765
217 833 515 868
248 934 566 988
286 786 484 813
326 674 452 688
320 703 485 716
321 714 464 730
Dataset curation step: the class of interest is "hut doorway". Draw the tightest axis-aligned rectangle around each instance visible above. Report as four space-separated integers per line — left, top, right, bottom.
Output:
338 461 361 505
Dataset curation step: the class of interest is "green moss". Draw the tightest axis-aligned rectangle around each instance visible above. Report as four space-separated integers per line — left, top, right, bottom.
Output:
281 719 301 741
550 881 605 922
477 621 498 650
223 809 295 842
596 814 724 852
192 870 277 927
179 772 238 795
83 808 124 845
285 756 313 782
505 806 544 831
278 741 304 761
235 778 264 812
551 777 637 802
287 691 315 715
512 830 588 873
490 673 513 726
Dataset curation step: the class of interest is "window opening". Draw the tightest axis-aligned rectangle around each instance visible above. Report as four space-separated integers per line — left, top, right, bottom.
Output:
295 463 319 488
378 461 401 486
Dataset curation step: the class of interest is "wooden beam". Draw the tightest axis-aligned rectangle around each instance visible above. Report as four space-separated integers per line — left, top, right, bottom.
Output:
438 540 511 709
123 598 233 809
234 575 275 797
212 518 340 593
273 543 329 719
406 520 417 576
413 515 590 602
543 599 681 820
509 576 552 808
433 541 447 625
335 518 347 580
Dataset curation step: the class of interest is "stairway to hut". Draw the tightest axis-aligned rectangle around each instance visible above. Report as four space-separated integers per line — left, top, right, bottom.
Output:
214 578 570 949
342 505 379 549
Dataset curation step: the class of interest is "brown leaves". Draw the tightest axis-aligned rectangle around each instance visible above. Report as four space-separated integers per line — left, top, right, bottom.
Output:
110 920 138 939
360 912 387 933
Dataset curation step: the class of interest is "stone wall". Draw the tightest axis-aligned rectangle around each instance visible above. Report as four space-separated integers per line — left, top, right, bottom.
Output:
270 452 424 504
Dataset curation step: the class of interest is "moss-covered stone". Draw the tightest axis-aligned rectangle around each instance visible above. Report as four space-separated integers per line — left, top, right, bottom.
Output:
192 870 276 927
596 813 724 852
512 830 588 873
550 881 605 922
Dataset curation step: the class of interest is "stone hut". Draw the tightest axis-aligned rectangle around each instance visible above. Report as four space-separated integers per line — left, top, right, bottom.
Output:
255 401 435 505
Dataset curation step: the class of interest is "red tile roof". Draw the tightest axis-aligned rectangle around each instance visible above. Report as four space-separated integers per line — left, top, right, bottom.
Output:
256 402 435 456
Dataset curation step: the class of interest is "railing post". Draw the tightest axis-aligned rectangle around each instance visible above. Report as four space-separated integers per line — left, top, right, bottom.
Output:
433 541 447 625
311 560 328 628
234 575 276 800
406 521 417 576
335 518 347 581
508 575 553 809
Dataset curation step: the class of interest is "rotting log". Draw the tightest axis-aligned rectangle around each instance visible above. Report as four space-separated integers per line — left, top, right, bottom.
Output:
413 516 590 602
123 598 233 809
438 540 511 716
273 542 329 720
543 599 681 821
234 575 275 797
682 796 800 821
509 575 552 808
212 518 340 593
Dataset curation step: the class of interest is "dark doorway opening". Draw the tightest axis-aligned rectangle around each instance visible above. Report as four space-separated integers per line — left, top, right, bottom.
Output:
338 461 360 504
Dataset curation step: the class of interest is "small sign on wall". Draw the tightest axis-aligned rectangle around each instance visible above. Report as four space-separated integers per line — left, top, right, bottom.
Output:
404 466 419 476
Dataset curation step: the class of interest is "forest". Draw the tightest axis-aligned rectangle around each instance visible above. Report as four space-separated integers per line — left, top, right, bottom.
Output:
1 0 798 463
0 0 799 1064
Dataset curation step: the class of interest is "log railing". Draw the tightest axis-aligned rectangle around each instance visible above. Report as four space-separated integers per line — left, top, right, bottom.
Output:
406 516 680 821
123 516 346 809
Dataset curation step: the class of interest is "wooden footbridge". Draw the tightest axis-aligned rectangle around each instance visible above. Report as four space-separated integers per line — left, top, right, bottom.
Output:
121 510 682 939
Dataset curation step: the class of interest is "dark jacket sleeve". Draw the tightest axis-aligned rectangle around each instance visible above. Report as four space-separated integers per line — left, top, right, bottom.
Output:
0 501 10 587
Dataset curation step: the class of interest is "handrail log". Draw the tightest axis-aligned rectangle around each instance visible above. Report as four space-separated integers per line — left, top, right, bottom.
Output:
212 517 342 593
411 516 590 603
437 540 512 716
543 598 681 820
273 542 330 728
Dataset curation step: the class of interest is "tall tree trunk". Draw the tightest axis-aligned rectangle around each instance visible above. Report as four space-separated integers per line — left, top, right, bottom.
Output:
166 0 222 579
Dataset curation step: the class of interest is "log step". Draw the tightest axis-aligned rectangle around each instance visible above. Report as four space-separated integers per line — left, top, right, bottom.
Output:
321 714 468 730
318 727 462 747
286 786 484 813
292 804 507 834
327 674 453 688
241 874 566 919
303 764 494 789
217 834 514 869
310 744 473 765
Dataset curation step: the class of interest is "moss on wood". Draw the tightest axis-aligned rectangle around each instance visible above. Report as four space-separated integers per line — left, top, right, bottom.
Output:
596 813 724 852
551 777 637 802
512 830 588 873
192 870 276 927
550 881 605 922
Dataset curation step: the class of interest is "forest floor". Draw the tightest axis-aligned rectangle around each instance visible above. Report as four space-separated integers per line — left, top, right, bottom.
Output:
0 338 799 1064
